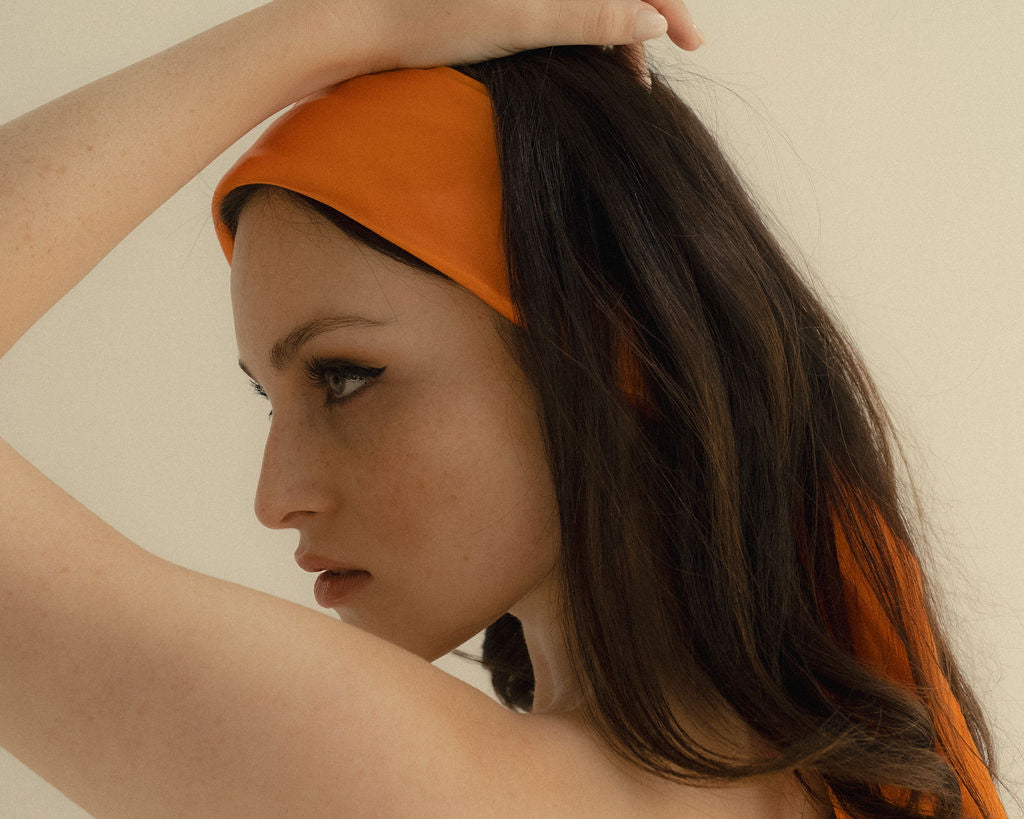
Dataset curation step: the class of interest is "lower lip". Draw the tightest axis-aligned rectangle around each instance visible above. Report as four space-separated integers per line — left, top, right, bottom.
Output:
313 570 371 607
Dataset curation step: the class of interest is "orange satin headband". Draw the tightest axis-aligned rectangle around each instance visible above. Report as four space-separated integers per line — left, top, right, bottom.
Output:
212 66 514 321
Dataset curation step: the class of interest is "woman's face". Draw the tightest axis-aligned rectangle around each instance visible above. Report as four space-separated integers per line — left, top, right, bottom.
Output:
230 190 560 661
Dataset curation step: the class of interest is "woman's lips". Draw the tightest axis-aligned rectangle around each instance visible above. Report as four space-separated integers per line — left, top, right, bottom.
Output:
294 548 363 574
313 570 371 607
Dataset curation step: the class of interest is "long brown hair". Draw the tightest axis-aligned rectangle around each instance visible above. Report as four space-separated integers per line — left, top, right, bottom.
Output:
219 45 1003 817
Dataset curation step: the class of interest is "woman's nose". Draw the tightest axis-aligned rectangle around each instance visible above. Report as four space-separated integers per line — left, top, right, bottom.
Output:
253 414 334 529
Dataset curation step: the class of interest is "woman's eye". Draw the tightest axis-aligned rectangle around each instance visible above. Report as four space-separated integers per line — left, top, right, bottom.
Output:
246 357 385 418
248 379 274 417
324 368 370 402
306 356 386 411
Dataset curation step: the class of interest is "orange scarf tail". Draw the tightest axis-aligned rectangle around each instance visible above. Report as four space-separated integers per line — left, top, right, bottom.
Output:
828 495 1005 818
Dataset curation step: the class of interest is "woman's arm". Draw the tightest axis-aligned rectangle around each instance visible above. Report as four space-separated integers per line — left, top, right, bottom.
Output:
0 1 698 813
0 0 698 359
0 435 529 816
0 3 356 359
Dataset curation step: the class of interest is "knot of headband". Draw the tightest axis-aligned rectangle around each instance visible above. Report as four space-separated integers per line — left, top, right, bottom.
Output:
210 66 1004 818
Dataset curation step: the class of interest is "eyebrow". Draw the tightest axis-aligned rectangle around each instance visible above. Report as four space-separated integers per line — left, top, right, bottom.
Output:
237 313 391 379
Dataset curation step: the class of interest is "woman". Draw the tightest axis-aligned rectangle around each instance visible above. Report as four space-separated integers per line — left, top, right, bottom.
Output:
0 0 1010 816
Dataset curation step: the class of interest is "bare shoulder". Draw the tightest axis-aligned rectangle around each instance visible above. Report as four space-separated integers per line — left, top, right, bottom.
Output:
505 711 836 818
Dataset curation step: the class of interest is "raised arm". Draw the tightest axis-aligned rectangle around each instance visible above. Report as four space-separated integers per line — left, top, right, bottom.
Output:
0 4 321 358
0 0 699 814
0 0 699 359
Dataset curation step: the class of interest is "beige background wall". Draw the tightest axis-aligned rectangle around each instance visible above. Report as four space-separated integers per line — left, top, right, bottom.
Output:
1 1 1021 814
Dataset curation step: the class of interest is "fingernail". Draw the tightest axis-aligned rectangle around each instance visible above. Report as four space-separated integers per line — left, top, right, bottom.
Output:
692 24 704 47
632 9 668 41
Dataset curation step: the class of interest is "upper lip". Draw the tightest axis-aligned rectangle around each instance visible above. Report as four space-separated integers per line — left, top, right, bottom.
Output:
294 548 365 574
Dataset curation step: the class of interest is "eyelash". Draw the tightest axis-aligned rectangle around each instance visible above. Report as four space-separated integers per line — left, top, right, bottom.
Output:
248 355 386 417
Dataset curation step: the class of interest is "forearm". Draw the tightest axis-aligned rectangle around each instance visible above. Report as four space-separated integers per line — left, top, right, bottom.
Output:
0 2 364 359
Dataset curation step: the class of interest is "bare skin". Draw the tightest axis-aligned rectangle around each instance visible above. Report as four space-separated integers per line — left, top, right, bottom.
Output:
0 0 831 815
232 186 832 818
232 188 566 677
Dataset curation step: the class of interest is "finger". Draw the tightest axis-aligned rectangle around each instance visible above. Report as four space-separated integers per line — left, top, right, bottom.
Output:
549 1 663 47
642 0 703 50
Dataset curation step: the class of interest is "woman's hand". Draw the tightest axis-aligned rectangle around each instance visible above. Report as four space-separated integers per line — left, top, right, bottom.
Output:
277 0 701 80
0 0 700 358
